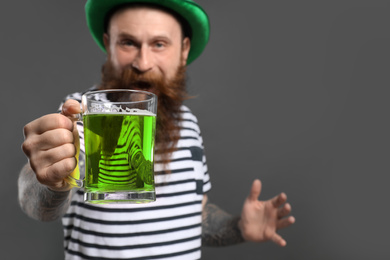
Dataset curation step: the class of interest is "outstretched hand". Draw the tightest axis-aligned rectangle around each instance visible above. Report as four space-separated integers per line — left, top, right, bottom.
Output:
238 179 295 246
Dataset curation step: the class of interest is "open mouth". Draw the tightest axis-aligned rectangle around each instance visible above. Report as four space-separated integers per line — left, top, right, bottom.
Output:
133 81 153 91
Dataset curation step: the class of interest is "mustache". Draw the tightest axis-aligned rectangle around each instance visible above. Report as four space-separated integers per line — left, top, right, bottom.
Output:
102 64 165 93
100 61 190 104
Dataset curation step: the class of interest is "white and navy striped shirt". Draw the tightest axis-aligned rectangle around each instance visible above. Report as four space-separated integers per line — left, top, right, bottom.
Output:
60 89 211 260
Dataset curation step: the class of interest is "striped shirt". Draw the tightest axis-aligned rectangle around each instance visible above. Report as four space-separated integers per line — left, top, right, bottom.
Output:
60 89 212 260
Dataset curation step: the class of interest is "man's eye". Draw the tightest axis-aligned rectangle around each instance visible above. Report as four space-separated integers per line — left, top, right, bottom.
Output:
120 40 134 46
155 42 165 48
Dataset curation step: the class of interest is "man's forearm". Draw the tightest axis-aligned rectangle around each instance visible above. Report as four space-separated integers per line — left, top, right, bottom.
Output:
18 164 72 222
201 202 245 246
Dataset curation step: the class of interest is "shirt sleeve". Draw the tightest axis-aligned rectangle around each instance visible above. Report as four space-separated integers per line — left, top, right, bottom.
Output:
180 105 212 194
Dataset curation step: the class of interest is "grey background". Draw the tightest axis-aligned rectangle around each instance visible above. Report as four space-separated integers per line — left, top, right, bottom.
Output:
1 0 389 259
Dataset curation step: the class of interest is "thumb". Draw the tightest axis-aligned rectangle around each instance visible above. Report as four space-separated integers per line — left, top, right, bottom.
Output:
248 179 262 202
61 99 82 117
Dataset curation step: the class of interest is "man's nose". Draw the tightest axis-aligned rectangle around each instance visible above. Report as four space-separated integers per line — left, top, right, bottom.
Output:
132 46 153 72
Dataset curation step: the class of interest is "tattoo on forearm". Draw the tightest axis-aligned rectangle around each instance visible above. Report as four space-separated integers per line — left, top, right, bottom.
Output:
18 165 71 221
202 202 245 246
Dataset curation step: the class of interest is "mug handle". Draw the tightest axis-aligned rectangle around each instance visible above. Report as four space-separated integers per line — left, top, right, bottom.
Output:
64 112 84 188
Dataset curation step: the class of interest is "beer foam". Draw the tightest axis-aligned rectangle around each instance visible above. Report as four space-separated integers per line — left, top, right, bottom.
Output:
89 104 155 116
109 109 155 116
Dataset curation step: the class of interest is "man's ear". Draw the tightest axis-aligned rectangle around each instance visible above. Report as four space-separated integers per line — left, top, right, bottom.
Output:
181 37 191 66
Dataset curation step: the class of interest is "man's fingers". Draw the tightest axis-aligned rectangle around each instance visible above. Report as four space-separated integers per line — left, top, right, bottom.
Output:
248 179 262 201
24 114 73 136
61 99 82 117
44 158 75 192
277 202 292 218
37 129 75 150
29 143 77 178
271 233 287 247
271 192 287 207
36 144 77 167
50 157 77 178
22 128 74 158
42 157 77 185
277 216 296 230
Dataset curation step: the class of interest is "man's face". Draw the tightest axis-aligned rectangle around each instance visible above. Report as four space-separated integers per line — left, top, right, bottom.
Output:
103 6 191 91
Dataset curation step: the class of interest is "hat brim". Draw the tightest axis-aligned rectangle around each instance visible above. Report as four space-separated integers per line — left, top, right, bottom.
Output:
85 0 210 64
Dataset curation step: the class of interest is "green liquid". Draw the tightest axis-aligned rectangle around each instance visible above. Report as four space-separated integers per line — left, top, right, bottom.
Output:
83 113 156 193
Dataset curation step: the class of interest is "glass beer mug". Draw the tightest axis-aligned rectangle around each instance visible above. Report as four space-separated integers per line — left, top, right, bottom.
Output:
66 89 157 204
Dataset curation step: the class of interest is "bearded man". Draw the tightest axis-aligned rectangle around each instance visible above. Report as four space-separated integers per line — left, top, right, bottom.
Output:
18 0 295 259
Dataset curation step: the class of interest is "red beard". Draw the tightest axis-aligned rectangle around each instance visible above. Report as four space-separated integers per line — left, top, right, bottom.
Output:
99 61 190 165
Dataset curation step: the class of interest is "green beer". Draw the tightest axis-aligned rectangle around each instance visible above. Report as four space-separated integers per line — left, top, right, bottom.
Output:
83 111 156 200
